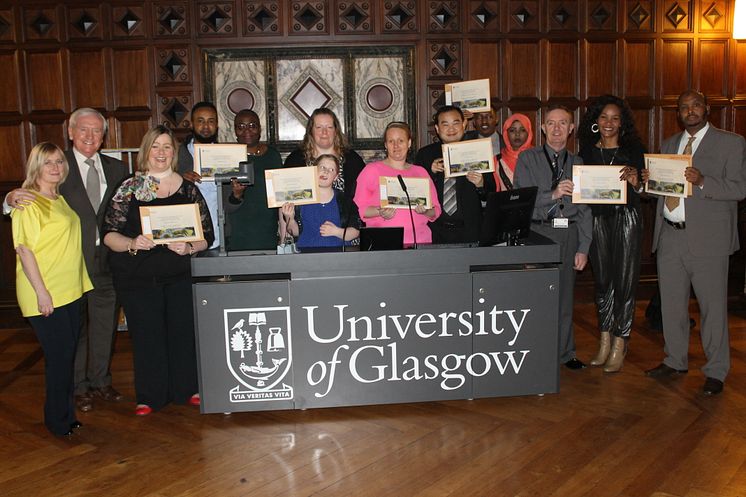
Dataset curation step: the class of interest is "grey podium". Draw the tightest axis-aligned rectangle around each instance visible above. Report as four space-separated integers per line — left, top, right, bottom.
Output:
191 234 560 414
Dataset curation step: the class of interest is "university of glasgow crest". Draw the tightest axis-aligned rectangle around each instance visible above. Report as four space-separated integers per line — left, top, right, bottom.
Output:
224 307 293 403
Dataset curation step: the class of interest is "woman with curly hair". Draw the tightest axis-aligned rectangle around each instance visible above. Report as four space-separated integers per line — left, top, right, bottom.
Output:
283 108 365 199
578 95 646 373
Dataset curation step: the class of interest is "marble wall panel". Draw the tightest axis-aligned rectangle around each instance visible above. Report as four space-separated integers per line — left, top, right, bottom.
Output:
213 59 267 142
276 58 345 142
354 57 405 141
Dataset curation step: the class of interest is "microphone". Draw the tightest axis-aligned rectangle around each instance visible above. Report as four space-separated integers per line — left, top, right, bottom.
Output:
397 174 418 249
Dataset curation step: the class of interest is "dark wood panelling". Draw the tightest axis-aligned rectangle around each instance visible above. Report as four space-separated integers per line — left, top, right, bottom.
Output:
153 2 190 38
22 6 61 42
658 104 680 145
698 0 728 32
631 107 653 150
427 1 459 33
0 124 25 182
735 40 746 98
508 0 540 32
155 46 191 86
698 39 727 99
546 41 578 99
0 51 21 113
587 1 617 31
584 41 616 98
116 117 152 149
467 42 500 100
112 5 147 39
661 0 691 32
623 40 653 98
289 0 328 34
626 0 654 31
547 0 579 32
197 2 235 37
69 48 109 110
735 106 746 137
506 41 541 99
467 0 499 32
30 121 66 149
112 48 151 109
428 41 461 79
0 7 17 42
244 1 282 35
382 1 417 33
67 5 105 40
26 51 66 112
335 0 373 33
660 40 691 99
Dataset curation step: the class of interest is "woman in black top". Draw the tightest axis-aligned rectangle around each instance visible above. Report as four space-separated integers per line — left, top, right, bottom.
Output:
578 95 646 373
103 125 214 415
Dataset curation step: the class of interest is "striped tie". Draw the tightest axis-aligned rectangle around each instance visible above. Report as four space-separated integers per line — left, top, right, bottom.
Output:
443 178 457 216
665 135 696 212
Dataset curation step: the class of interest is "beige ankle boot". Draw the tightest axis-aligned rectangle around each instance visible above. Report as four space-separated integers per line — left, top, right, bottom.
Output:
590 331 611 366
603 336 627 373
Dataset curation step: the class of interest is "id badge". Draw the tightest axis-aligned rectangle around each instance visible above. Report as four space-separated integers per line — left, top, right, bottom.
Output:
552 217 569 229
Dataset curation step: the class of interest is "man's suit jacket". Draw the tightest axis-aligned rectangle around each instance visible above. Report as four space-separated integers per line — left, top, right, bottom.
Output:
62 149 128 277
177 138 194 175
651 126 746 257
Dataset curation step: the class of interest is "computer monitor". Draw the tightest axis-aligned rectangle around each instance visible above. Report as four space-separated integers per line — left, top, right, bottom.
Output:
359 227 404 251
479 186 538 246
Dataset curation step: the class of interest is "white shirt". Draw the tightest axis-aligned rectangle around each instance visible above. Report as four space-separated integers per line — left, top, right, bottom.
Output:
663 123 710 223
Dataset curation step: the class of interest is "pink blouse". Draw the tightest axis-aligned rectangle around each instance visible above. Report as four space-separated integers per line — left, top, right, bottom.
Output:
354 161 441 244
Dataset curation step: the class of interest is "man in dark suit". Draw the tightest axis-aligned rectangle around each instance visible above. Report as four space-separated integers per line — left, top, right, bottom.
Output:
473 104 505 157
4 108 128 411
514 104 592 370
415 105 496 243
644 90 746 395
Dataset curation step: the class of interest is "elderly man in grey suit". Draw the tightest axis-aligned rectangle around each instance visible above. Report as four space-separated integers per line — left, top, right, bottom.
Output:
5 108 128 411
644 90 746 395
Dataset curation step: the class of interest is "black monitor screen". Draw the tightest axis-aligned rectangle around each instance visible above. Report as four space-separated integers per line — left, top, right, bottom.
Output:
479 186 538 246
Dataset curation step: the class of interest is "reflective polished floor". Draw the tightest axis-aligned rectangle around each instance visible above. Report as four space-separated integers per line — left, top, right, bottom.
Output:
1 300 746 497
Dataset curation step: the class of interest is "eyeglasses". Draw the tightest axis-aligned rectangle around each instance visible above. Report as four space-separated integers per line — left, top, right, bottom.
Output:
43 159 65 166
236 123 259 131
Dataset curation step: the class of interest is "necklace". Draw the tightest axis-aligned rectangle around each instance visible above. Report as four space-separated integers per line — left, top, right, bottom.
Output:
597 142 619 165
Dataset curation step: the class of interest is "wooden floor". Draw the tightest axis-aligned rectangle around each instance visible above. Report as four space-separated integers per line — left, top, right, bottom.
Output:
2 299 746 497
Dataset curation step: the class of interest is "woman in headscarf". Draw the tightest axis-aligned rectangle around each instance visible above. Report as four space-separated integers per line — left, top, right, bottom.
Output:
494 113 534 191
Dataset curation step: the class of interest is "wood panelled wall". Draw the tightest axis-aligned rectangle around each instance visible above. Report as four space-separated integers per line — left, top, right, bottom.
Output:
0 0 744 303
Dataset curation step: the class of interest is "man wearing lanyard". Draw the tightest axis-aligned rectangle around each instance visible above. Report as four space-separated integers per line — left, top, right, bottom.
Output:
644 90 746 395
514 104 592 370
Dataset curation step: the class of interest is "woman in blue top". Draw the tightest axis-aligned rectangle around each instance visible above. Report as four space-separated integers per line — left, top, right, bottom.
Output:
279 154 360 250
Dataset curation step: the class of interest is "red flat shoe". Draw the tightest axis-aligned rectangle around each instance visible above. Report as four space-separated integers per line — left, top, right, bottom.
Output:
135 404 152 416
189 394 200 406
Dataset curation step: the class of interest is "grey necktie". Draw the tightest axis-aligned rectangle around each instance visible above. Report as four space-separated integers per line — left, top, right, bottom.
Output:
665 135 696 212
85 158 101 211
443 178 457 216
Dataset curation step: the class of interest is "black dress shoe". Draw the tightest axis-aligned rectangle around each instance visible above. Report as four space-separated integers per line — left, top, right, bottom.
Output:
91 385 123 402
75 392 93 412
645 363 688 378
564 358 587 370
60 430 74 437
703 377 724 396
70 421 83 430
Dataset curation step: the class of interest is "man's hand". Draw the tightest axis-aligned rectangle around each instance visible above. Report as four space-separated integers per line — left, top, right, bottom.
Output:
551 179 574 200
431 158 445 174
6 188 36 210
685 166 704 187
182 171 202 183
574 252 588 271
466 171 484 188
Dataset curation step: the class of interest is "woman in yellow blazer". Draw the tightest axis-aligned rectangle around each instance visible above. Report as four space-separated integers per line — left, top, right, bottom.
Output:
12 142 93 436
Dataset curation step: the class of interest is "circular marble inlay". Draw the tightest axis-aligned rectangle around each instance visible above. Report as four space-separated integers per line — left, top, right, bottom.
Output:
366 84 394 112
227 88 254 114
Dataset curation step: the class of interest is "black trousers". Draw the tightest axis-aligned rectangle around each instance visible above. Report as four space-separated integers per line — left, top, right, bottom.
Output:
28 298 81 436
118 278 198 411
589 207 642 338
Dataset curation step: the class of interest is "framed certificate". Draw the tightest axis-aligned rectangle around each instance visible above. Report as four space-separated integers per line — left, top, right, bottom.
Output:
379 176 432 209
442 138 496 178
194 144 247 180
265 166 320 208
644 154 693 198
140 204 205 244
444 79 491 113
572 165 627 204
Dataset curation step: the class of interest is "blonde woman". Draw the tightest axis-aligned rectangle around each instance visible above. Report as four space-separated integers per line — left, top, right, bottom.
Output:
12 142 93 436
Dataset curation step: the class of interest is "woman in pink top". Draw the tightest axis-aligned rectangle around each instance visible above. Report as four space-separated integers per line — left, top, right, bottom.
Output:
354 122 441 244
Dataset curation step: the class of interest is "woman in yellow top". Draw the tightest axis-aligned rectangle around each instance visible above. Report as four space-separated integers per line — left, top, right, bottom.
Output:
12 142 93 436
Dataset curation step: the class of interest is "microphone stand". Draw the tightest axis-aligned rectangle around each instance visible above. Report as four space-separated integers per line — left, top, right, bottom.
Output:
397 174 417 249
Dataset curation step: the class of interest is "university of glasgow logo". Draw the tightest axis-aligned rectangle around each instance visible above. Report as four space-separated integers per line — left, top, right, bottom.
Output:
224 307 293 403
